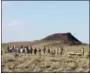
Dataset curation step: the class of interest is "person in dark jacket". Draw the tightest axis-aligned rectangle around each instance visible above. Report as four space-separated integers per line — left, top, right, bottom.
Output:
48 48 50 53
60 46 64 55
34 48 37 54
43 46 46 54
7 46 12 53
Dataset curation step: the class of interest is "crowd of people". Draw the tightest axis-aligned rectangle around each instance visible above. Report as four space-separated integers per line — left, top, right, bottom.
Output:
7 45 64 55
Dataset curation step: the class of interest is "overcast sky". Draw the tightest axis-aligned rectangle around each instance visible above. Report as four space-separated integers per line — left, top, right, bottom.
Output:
2 1 89 43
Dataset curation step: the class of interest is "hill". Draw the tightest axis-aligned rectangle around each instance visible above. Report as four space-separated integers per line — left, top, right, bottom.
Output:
2 32 85 47
42 32 82 45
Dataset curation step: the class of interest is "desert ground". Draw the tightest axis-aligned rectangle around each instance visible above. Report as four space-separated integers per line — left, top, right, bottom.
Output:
1 41 90 73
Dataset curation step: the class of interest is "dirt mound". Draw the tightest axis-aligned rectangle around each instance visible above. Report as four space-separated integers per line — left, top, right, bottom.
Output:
42 32 82 45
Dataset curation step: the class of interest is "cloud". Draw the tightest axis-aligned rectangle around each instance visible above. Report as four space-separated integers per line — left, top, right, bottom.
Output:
2 19 25 33
2 19 27 42
7 20 24 31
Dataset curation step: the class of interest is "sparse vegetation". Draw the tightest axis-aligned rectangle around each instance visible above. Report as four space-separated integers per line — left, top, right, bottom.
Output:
1 41 89 73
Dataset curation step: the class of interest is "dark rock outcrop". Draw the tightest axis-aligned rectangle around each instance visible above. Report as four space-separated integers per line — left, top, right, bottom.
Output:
42 32 82 45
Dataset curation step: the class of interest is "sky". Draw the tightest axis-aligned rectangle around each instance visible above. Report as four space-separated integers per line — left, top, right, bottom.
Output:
2 1 89 43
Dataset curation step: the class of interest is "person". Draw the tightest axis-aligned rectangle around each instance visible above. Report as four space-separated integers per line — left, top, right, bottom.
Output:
11 46 15 52
7 46 11 52
24 46 27 53
43 46 46 54
16 47 19 53
29 46 33 54
26 46 30 54
19 46 23 53
60 46 64 55
48 48 50 53
13 45 17 52
34 48 37 54
50 50 56 55
81 48 84 56
39 48 41 54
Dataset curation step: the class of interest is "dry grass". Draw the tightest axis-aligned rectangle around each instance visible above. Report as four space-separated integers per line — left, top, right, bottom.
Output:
1 42 90 73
